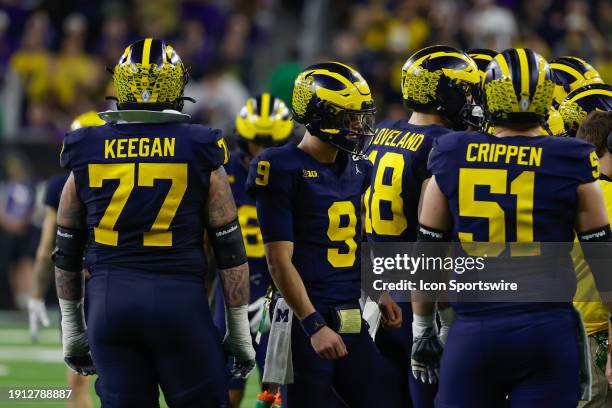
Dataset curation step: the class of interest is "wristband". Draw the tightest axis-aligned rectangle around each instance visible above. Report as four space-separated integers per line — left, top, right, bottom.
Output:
301 311 327 337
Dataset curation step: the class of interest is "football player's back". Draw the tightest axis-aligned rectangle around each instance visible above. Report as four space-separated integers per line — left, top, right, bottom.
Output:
416 48 611 408
54 39 255 407
62 120 226 275
366 119 450 242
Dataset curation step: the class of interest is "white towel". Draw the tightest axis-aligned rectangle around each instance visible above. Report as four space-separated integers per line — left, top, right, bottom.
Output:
262 298 294 384
362 298 381 340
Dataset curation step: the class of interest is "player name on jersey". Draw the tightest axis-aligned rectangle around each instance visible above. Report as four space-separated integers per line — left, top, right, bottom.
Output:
371 128 425 152
104 137 176 159
465 143 542 167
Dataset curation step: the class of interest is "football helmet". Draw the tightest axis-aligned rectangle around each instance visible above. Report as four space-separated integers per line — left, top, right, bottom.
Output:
113 38 189 111
402 45 480 130
467 48 499 80
291 62 375 157
70 111 105 131
558 83 612 136
550 56 603 106
467 48 499 131
482 48 555 126
235 93 293 152
541 107 565 136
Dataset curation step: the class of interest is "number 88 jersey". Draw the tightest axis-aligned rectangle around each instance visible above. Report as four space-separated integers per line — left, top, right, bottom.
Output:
246 144 371 305
60 122 228 275
365 119 450 242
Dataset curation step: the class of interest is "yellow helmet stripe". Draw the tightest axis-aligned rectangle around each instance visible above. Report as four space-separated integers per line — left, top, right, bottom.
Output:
142 38 153 67
568 88 612 103
246 98 255 117
493 53 511 78
261 93 271 120
409 51 473 73
470 53 494 61
550 63 584 83
516 49 530 99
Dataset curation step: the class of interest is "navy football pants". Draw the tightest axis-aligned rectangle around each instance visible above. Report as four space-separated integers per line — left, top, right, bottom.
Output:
375 302 437 408
85 267 229 408
284 303 399 408
436 307 580 408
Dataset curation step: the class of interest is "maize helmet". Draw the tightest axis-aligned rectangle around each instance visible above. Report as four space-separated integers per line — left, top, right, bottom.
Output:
540 107 566 136
550 56 603 106
402 45 480 130
291 62 375 157
235 92 293 151
113 38 189 111
468 48 499 80
70 111 105 131
482 48 555 126
558 83 612 136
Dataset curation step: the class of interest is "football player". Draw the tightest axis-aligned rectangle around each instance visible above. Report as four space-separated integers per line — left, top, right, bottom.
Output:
246 62 399 407
548 56 604 137
54 38 255 407
27 111 103 408
365 45 480 407
558 83 612 137
550 56 604 107
414 48 611 407
213 92 293 408
573 110 612 407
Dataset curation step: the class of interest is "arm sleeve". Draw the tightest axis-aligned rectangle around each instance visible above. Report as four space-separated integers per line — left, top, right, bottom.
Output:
256 191 294 242
247 151 295 242
427 142 453 197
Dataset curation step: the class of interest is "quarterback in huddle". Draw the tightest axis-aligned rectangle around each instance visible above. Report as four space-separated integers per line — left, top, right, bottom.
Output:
49 30 612 408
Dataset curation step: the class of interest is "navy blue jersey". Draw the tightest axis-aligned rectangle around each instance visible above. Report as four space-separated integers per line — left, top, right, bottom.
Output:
246 144 371 305
60 122 228 275
44 174 69 211
429 131 599 314
225 151 271 301
365 119 450 242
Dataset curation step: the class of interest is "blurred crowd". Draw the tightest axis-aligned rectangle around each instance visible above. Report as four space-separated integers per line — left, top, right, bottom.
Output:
0 0 610 309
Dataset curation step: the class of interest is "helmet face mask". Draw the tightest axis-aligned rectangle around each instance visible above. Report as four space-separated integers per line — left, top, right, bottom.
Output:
292 62 376 158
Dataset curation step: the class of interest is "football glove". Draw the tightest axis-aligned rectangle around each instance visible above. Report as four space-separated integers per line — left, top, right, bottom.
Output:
224 305 256 379
411 313 443 384
59 298 96 376
437 307 455 345
27 298 50 343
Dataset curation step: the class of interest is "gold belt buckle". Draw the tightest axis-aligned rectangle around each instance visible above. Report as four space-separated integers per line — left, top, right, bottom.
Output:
336 308 362 334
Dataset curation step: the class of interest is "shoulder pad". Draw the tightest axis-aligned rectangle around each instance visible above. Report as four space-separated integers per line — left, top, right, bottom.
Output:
60 127 92 170
246 145 298 198
187 125 229 171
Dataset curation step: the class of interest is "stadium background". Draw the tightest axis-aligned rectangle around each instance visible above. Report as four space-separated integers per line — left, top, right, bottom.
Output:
0 0 609 406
